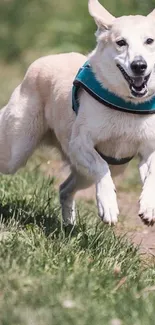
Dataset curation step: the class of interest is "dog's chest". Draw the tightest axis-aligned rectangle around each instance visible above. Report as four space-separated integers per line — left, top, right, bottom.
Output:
96 138 136 160
94 112 155 159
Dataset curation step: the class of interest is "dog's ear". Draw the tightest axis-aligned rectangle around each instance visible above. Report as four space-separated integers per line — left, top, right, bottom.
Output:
88 0 115 32
147 9 155 18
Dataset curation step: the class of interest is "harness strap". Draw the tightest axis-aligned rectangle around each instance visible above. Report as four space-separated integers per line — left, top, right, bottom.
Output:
72 62 155 115
96 149 133 165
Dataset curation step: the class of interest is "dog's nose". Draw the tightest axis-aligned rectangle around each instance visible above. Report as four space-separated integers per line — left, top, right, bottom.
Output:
131 57 147 75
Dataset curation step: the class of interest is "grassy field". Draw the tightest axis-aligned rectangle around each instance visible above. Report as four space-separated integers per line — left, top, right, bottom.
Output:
0 163 154 325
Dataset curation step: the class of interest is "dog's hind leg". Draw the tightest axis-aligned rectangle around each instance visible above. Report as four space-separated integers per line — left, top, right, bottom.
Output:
59 171 93 225
0 73 47 175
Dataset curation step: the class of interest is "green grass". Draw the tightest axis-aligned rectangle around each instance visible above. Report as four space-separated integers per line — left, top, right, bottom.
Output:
0 165 154 325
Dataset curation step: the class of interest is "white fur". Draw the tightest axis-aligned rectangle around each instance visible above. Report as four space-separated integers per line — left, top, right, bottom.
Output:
1 0 155 226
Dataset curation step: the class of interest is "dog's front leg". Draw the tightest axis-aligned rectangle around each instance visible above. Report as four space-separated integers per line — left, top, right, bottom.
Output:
139 150 155 226
69 131 119 225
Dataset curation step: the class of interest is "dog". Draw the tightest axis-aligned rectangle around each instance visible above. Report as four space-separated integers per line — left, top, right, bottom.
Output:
1 0 155 227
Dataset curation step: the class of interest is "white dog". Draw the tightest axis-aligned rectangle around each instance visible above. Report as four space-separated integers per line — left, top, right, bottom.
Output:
1 0 155 226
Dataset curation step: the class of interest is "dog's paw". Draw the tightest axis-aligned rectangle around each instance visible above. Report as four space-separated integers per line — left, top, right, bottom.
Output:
96 180 119 225
139 190 155 226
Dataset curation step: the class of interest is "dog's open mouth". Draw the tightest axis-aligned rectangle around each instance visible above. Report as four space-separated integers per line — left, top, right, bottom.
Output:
117 64 150 98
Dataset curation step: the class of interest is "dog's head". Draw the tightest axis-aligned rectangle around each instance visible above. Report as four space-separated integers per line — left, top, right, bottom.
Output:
88 0 155 102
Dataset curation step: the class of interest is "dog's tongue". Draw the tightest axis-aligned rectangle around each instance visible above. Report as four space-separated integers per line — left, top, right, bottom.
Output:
133 77 144 87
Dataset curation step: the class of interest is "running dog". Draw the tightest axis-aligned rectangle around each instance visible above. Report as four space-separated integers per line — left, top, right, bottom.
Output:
1 0 155 226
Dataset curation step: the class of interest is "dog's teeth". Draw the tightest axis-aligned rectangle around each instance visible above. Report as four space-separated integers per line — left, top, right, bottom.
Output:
117 63 150 97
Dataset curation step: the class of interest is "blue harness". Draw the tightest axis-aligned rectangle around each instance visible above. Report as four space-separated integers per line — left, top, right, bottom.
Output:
72 61 155 165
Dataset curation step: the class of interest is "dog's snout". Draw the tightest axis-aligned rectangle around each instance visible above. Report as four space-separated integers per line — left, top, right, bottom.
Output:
131 57 147 75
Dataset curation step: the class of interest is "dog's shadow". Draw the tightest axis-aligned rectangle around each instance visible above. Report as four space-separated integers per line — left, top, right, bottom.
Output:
0 199 81 238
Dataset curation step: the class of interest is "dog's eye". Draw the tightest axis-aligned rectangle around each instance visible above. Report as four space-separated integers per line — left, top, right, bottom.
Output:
116 39 127 47
145 38 154 45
